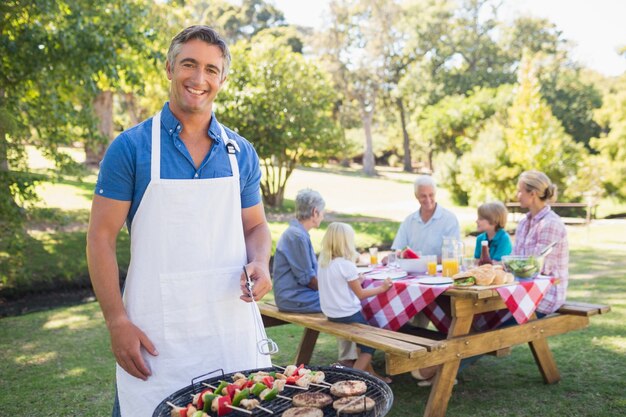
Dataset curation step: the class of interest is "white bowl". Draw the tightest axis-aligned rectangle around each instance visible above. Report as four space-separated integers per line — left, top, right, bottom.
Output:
397 258 427 274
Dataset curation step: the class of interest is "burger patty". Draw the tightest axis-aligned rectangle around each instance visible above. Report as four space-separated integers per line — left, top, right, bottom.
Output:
330 380 367 397
333 396 375 413
292 392 333 408
282 406 324 417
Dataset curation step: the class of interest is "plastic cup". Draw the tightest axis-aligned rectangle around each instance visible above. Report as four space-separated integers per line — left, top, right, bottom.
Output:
369 247 379 266
442 258 459 277
425 255 437 275
387 252 397 267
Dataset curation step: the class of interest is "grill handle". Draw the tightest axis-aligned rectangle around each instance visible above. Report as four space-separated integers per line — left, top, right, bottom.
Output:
191 368 225 391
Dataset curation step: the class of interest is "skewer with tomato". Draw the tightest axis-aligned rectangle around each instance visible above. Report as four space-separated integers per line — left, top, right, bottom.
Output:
276 365 332 388
167 401 207 417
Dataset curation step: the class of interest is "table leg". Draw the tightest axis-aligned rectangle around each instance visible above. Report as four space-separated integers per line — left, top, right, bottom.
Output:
423 300 474 417
294 328 319 365
529 337 560 384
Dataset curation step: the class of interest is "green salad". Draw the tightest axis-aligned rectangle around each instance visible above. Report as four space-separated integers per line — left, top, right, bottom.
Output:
503 256 540 278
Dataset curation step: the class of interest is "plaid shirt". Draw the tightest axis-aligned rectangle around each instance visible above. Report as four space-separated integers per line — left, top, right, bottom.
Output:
514 206 569 313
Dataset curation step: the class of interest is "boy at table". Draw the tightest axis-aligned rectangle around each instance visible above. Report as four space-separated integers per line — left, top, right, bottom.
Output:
473 201 512 262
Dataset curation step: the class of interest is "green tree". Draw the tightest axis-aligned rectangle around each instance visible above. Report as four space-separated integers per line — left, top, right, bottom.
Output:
457 54 585 204
318 0 390 176
217 36 342 208
540 68 602 148
591 74 626 200
1 0 162 287
187 0 286 42
383 0 453 171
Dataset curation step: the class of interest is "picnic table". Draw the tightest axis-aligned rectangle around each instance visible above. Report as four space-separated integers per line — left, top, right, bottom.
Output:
260 269 610 417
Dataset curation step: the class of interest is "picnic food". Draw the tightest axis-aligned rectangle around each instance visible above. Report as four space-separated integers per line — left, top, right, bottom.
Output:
292 392 333 408
452 271 476 287
502 255 541 279
400 247 420 259
330 380 367 397
333 396 376 413
492 265 514 285
282 407 324 417
453 264 498 286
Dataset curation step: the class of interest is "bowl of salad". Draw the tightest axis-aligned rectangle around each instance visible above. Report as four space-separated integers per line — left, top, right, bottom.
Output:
501 255 542 280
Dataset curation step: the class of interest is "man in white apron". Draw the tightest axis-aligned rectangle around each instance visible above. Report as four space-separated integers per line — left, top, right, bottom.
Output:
87 26 272 417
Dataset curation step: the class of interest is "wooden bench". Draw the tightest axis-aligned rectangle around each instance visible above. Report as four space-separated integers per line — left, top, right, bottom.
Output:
259 301 609 375
506 202 598 225
260 300 609 417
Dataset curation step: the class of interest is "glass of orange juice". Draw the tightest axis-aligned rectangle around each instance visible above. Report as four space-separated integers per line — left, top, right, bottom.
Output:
425 255 437 275
442 258 459 277
368 247 379 265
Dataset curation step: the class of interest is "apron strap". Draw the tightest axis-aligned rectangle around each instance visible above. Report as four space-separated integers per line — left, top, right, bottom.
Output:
219 123 240 180
151 111 162 181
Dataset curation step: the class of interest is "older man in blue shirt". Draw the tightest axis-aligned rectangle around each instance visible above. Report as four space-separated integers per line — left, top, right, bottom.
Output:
392 175 460 259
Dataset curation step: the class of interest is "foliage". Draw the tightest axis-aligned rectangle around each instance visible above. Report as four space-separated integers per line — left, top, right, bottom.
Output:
591 74 626 200
186 0 287 43
317 0 394 176
418 85 513 157
540 67 603 148
456 54 587 205
436 0 515 96
0 0 161 226
217 35 342 208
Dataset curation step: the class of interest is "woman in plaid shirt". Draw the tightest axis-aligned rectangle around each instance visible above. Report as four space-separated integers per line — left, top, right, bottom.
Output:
514 170 569 314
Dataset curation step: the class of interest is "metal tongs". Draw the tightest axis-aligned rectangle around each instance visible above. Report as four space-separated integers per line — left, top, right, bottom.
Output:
243 266 279 355
539 240 559 258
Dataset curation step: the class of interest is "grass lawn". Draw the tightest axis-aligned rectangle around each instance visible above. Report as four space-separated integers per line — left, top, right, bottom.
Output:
1 220 625 416
2 160 626 415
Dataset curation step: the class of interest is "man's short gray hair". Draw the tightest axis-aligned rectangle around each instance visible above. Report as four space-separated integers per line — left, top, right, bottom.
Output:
167 25 231 81
295 189 325 221
414 175 436 193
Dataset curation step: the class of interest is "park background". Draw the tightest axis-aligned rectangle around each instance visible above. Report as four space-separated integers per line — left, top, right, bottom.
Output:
1 1 625 416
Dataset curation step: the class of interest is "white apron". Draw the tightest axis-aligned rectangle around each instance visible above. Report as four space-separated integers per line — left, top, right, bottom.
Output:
117 112 271 416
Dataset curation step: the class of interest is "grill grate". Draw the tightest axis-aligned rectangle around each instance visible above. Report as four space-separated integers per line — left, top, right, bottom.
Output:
153 365 393 417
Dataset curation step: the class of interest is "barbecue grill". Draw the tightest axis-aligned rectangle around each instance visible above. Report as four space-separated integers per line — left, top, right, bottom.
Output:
153 365 394 417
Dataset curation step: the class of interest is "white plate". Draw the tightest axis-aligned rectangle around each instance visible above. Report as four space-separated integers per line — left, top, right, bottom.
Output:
357 266 373 274
414 276 453 285
366 270 408 280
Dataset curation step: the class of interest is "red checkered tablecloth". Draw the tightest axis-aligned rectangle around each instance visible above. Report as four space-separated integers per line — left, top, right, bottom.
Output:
361 277 451 330
424 278 555 333
361 270 554 333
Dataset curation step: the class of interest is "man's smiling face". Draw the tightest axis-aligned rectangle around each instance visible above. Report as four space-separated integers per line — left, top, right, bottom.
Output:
166 38 225 116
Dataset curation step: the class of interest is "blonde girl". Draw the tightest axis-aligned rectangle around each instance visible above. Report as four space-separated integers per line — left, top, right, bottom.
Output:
317 222 393 383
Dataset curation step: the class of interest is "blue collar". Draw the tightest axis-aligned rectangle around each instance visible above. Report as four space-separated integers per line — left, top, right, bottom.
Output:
160 102 223 144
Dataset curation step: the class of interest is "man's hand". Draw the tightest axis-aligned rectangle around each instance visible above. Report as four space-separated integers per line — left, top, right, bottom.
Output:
109 318 158 380
240 261 272 302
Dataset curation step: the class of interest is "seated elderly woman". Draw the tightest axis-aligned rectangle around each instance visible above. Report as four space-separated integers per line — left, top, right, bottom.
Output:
272 189 326 313
273 189 358 367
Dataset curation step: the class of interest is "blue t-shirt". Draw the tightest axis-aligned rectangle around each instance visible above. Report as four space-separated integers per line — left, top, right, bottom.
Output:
474 228 513 261
95 103 262 232
272 220 321 313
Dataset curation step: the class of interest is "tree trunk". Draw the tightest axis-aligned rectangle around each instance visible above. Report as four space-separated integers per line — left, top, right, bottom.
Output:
85 90 114 167
0 89 22 223
361 100 376 176
397 98 412 172
124 92 140 127
0 89 8 172
428 144 434 173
